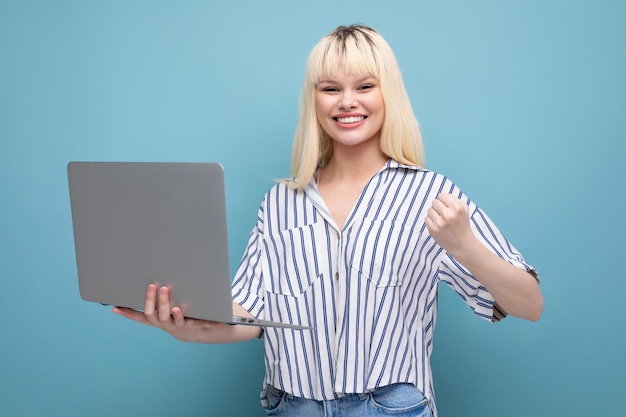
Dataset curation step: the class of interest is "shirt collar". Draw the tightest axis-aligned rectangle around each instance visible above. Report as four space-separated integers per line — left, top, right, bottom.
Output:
383 158 429 172
305 158 428 189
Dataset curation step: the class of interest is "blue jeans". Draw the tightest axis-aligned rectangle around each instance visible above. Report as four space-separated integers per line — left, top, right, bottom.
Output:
264 383 432 417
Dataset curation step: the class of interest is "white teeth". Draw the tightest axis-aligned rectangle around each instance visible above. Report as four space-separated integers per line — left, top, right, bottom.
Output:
336 116 365 124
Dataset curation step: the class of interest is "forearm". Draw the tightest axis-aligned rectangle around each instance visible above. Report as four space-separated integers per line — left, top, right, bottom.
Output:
449 239 543 321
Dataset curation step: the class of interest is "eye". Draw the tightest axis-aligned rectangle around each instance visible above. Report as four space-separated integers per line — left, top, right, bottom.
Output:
320 86 339 93
358 83 375 91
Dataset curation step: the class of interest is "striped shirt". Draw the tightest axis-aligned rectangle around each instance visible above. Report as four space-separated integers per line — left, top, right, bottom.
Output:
231 159 534 416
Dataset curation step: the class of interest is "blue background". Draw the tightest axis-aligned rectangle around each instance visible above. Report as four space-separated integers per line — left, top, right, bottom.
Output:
1 1 624 416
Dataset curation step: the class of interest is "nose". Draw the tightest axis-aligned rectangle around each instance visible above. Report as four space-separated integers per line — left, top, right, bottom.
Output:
338 90 357 110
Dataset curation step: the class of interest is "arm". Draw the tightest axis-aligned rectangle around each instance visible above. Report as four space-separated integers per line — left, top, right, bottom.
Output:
113 284 262 343
426 194 543 321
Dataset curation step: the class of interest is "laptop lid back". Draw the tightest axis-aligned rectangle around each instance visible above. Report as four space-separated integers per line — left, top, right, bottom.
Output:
67 161 234 322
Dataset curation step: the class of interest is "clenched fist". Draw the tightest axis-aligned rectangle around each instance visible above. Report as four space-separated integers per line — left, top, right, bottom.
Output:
425 193 475 257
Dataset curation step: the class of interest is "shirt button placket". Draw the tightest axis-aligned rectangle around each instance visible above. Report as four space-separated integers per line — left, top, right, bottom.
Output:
335 230 342 281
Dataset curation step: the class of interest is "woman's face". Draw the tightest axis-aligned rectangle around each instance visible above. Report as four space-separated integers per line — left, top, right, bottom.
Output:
315 69 385 149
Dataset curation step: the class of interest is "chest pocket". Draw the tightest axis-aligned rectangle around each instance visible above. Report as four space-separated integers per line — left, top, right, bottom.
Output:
347 218 422 288
262 222 329 298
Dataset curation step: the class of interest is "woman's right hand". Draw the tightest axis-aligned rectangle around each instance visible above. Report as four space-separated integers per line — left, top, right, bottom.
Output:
112 284 260 343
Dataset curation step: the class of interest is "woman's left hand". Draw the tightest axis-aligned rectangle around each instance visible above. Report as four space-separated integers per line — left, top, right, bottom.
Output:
425 193 475 256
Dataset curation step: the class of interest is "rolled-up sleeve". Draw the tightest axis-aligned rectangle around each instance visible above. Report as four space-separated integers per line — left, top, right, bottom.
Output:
436 204 537 322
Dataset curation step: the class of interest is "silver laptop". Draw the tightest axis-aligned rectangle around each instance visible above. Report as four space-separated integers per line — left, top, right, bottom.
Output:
67 161 311 330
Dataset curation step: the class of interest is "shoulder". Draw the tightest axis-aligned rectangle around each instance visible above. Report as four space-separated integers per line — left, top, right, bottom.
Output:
383 161 477 210
385 160 455 189
262 180 302 199
257 181 311 214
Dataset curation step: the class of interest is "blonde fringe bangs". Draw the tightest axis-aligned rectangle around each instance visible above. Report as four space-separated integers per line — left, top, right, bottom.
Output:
306 31 381 86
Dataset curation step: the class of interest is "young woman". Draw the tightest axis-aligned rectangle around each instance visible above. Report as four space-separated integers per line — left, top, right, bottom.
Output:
114 25 543 417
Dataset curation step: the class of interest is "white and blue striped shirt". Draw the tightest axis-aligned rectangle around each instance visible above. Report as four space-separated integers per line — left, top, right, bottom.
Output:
232 159 534 415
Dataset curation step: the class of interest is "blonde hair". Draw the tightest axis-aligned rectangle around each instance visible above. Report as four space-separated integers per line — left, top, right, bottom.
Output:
286 24 425 189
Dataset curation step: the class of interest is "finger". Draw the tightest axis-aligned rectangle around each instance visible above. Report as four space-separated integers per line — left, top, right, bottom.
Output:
143 284 157 315
424 213 435 231
437 193 466 213
437 193 456 205
425 206 436 222
430 199 446 215
143 284 159 324
112 306 151 326
171 307 186 328
433 195 467 222
425 208 442 233
158 286 173 323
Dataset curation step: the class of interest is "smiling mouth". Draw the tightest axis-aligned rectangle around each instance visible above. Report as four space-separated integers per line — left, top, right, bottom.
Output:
334 116 366 124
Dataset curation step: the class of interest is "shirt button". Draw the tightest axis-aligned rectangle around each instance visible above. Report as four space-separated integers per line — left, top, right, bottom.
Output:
335 272 339 280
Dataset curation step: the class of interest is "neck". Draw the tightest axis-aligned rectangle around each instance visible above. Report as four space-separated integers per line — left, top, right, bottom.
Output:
321 141 388 184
